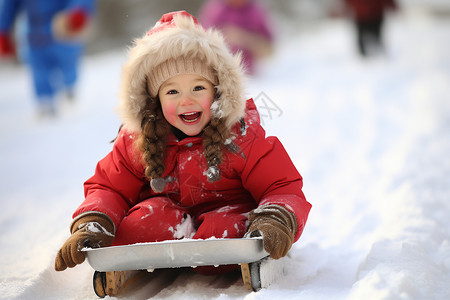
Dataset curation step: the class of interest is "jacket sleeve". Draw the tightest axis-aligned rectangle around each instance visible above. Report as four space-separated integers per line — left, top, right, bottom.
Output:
240 124 311 242
0 0 22 33
73 130 146 229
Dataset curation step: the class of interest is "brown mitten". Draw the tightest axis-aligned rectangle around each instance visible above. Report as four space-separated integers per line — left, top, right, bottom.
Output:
55 212 115 271
247 205 297 259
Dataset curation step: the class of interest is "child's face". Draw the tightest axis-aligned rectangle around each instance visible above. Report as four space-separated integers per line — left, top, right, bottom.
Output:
158 74 215 136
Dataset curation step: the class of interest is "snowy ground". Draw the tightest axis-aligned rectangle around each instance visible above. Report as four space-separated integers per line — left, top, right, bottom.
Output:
1 8 450 300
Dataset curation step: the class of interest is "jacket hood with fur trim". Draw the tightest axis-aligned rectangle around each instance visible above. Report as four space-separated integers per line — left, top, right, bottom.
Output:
117 11 247 133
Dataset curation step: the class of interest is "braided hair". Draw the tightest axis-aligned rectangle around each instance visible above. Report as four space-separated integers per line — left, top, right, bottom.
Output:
137 92 241 191
137 96 170 186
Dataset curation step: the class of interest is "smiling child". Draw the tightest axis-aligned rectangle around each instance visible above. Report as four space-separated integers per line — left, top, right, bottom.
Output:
54 11 311 297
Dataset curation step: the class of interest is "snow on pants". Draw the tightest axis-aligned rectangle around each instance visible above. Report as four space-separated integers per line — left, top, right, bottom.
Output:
111 196 252 275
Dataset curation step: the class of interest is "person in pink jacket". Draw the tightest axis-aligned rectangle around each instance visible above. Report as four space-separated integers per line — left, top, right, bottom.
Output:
199 0 274 74
54 11 310 297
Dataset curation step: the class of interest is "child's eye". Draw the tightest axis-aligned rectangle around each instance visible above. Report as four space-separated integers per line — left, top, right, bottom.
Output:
194 86 205 91
166 89 178 95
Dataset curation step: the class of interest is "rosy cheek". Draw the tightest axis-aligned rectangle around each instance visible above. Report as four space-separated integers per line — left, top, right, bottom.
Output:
200 97 213 122
161 102 178 125
202 105 211 122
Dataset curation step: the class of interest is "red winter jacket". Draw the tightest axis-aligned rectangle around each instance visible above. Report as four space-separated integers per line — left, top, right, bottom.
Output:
345 0 397 22
74 99 311 242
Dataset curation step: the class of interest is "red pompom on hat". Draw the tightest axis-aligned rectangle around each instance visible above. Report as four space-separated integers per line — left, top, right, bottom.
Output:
147 11 199 36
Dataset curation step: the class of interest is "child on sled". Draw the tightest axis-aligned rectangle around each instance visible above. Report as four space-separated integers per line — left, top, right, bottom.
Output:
54 10 311 296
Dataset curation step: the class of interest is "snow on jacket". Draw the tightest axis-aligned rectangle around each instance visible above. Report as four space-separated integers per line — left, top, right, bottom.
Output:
74 99 311 242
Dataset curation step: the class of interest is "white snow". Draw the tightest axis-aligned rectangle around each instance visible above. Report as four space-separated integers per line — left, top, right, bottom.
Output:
1 7 450 300
82 222 114 237
168 214 196 240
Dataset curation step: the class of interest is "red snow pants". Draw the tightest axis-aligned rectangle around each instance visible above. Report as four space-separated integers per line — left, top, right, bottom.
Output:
111 196 252 274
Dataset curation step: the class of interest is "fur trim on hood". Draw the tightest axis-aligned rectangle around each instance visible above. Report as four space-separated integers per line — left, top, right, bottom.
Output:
117 11 247 133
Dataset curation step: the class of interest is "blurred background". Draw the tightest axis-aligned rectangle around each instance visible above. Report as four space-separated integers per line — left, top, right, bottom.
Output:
65 0 450 54
2 0 450 56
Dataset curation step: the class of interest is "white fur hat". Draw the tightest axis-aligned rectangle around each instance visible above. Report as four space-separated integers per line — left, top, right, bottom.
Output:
117 11 246 133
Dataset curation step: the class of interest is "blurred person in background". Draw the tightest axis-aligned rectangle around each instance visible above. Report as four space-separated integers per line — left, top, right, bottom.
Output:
343 0 398 57
199 0 274 74
0 0 95 117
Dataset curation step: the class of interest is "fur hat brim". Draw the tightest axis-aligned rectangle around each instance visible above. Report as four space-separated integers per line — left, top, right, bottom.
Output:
117 12 247 133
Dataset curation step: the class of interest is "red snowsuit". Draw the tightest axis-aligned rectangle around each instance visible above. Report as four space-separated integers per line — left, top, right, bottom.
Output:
74 99 311 247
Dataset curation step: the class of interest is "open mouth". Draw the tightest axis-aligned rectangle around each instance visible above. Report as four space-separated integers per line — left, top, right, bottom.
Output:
179 112 201 123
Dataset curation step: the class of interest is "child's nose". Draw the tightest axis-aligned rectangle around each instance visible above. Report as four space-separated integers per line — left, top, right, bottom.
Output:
180 96 194 106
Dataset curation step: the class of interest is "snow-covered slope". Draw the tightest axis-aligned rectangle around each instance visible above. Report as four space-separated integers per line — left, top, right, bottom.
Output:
1 9 449 300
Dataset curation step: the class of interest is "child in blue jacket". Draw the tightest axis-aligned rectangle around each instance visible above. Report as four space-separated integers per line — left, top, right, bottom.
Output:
0 0 95 116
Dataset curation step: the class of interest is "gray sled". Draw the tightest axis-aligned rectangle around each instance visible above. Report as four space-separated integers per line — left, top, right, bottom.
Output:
83 237 273 294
